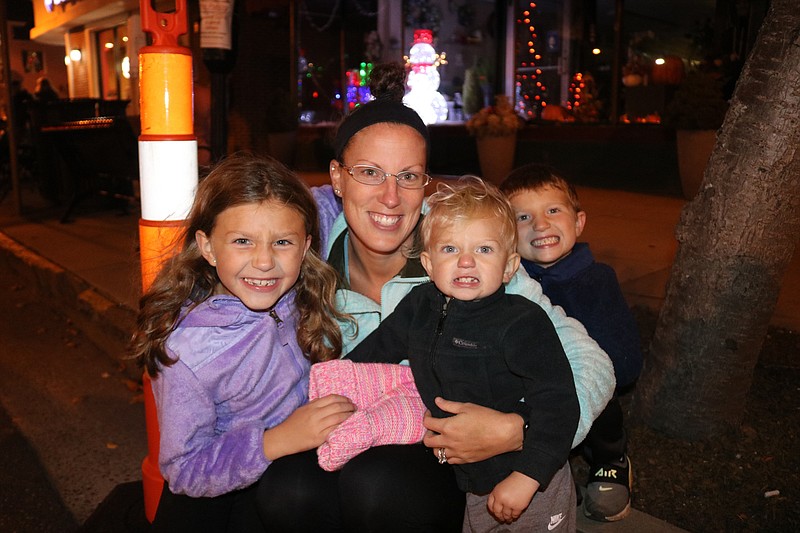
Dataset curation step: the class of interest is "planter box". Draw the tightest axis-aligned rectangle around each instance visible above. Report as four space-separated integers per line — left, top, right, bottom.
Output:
676 129 716 199
476 134 516 185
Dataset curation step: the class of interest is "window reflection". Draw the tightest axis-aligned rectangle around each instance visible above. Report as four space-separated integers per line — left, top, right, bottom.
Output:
96 25 131 102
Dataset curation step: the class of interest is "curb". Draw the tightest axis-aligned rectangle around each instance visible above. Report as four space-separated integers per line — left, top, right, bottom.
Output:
0 231 140 381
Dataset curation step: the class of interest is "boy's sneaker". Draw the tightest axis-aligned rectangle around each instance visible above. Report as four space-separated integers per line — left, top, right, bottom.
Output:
583 455 632 522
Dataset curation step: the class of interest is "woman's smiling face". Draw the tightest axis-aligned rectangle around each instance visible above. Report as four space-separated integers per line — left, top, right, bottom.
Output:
331 122 427 258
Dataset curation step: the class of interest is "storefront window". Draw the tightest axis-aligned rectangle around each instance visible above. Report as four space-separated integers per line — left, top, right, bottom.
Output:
414 0 500 119
512 0 613 122
95 24 131 101
513 0 565 119
296 1 379 124
295 1 503 124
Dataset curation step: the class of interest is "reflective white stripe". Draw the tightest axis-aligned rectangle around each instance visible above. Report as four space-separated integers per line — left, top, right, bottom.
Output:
138 139 199 221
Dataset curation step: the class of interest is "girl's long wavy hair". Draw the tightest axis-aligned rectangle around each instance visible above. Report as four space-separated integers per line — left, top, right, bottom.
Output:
131 154 348 377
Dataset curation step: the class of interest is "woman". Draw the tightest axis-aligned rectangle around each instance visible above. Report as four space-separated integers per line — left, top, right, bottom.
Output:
34 77 59 104
257 64 614 532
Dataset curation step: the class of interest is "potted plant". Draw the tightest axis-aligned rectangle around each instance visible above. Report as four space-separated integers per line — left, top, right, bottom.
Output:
663 70 729 198
466 95 522 184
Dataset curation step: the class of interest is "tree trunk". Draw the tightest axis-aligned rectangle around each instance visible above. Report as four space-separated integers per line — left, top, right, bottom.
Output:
632 0 800 440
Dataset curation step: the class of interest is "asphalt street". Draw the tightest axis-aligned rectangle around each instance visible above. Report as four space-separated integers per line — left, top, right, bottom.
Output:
0 402 78 532
0 256 148 531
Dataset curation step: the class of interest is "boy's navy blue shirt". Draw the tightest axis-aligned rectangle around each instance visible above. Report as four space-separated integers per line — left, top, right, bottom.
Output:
522 242 643 387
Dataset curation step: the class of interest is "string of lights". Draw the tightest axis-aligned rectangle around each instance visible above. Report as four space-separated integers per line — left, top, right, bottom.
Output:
514 2 548 119
351 0 380 17
300 0 342 33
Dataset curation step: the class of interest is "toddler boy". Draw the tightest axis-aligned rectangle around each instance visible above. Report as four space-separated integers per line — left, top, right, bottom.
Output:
347 176 579 532
500 163 643 522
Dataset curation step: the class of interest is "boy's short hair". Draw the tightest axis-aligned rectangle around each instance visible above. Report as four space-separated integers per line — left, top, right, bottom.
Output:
419 176 517 255
499 163 582 214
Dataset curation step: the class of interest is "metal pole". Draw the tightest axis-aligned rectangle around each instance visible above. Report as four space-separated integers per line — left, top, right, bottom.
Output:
610 0 624 124
201 0 237 162
0 0 22 214
289 0 298 113
210 69 227 161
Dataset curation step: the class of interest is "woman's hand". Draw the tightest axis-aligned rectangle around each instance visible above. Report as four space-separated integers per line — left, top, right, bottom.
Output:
262 394 355 460
422 397 524 464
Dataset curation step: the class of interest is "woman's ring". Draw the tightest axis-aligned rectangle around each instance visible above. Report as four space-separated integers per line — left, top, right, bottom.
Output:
437 447 448 464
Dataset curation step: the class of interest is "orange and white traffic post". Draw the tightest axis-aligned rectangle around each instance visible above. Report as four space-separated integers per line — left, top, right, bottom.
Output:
137 0 197 522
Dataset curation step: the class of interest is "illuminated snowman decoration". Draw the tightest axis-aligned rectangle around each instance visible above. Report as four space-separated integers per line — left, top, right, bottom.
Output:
403 29 448 125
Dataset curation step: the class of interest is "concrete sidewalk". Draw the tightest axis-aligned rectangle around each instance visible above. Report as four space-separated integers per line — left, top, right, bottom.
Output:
3 175 797 531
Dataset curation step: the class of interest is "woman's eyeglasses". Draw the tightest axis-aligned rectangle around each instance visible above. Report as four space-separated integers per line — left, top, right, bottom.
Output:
338 163 431 189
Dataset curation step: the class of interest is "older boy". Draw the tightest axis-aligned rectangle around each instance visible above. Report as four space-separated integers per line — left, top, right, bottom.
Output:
347 176 579 532
500 164 643 522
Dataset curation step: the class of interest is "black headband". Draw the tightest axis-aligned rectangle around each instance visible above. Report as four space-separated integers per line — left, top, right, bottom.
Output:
333 99 430 160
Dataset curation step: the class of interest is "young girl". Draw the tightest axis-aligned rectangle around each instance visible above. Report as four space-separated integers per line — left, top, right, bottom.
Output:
130 154 355 532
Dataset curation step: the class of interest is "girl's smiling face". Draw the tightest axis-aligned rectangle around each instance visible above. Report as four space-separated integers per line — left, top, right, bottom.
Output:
196 201 311 311
330 122 427 258
508 186 586 268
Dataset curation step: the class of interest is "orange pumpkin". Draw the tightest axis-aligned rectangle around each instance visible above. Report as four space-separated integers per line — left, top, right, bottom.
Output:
541 104 570 122
622 73 643 87
651 55 686 85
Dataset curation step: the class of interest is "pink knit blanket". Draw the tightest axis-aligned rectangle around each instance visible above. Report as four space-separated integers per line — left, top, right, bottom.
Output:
309 359 426 471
